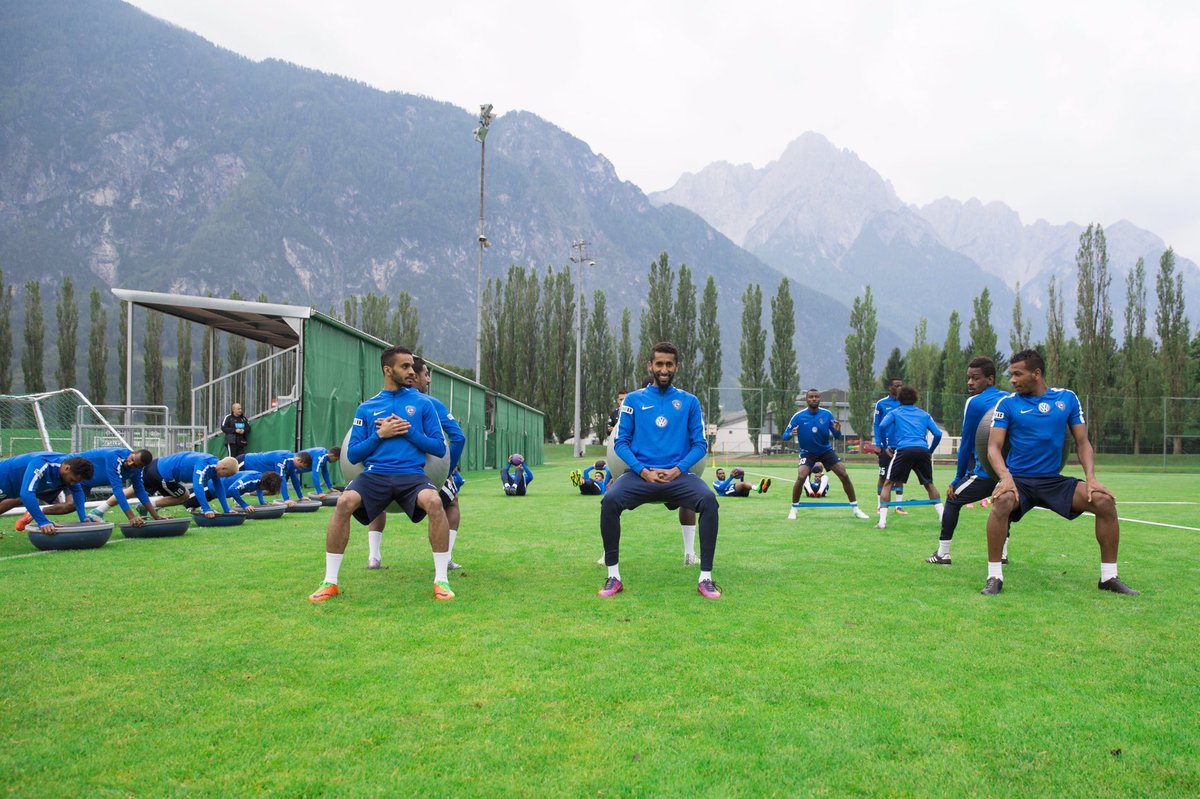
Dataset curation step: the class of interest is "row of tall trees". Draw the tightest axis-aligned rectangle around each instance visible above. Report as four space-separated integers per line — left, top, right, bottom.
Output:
843 225 1197 453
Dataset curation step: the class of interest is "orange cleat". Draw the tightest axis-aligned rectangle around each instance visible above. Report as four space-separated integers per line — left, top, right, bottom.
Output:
307 582 339 603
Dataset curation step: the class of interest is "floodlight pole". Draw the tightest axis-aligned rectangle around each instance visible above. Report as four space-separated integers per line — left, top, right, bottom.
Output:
570 240 592 459
473 103 494 385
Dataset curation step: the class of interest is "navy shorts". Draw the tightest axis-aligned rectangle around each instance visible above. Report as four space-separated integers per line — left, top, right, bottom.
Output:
143 461 189 498
885 448 934 486
347 471 437 526
1009 475 1082 523
799 450 839 471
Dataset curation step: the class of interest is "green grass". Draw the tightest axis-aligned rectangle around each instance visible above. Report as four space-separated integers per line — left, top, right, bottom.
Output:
2 453 1198 797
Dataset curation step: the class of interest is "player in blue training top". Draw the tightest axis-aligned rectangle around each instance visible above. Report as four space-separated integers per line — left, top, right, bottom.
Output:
873 377 907 512
981 349 1137 596
0 453 93 533
599 341 721 600
299 446 341 498
13 447 155 531
784 388 870 520
184 470 282 512
365 356 467 572
240 450 312 505
572 460 612 496
875 385 944 529
710 467 770 497
926 356 1009 566
308 345 450 603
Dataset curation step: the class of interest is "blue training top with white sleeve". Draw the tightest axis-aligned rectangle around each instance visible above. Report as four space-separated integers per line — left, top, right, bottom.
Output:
613 384 707 474
346 388 446 476
879 406 942 452
955 386 1007 484
782 407 840 455
990 387 1083 477
873 395 901 448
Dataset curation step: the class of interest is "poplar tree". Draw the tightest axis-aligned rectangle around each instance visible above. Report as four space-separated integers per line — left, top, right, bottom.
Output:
87 288 107 403
1155 248 1190 454
21 282 45 393
673 264 697 386
739 283 769 453
844 286 877 444
639 253 675 357
1074 224 1116 449
1119 259 1156 454
697 276 722 430
0 271 13 393
938 311 967 434
144 311 164 406
392 292 421 351
54 276 77 389
1010 281 1032 356
768 278 798 435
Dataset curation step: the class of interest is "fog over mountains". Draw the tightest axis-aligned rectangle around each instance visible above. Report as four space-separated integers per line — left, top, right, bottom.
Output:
652 132 1199 345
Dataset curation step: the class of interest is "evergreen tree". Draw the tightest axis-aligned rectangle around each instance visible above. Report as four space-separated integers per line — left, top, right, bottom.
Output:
144 311 164 406
697 275 722 430
967 287 997 361
1155 248 1190 454
938 311 967 434
768 278 798 435
87 288 107 403
880 348 906 390
617 308 636 393
906 319 941 414
1009 280 1032 356
21 282 45 393
392 292 421 351
0 271 13 393
639 252 675 358
1074 223 1116 450
54 276 77 389
176 315 192 423
673 264 697 385
1045 276 1069 385
844 286 878 445
1119 259 1156 454
583 290 616 440
738 283 769 453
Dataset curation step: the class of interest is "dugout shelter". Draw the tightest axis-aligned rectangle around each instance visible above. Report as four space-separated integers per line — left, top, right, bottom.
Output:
112 289 543 478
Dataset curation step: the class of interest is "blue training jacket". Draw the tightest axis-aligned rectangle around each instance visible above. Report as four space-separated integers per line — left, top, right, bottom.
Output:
422 394 466 473
782 408 841 454
614 384 707 474
75 447 153 517
879 405 942 452
955 386 1007 485
873 395 901 448
155 452 230 514
242 451 303 501
0 452 89 527
347 389 446 476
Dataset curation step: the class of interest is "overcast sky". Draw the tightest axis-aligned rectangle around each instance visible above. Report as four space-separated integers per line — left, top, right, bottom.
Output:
128 0 1200 260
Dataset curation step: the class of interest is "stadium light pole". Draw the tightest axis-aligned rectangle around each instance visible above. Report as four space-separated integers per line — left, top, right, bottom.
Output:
570 240 594 459
473 103 494 385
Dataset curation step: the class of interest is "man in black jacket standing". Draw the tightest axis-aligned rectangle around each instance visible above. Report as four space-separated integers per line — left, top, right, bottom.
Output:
221 402 251 458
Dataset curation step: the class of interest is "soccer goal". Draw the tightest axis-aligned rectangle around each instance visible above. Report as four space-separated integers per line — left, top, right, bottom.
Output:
0 389 132 457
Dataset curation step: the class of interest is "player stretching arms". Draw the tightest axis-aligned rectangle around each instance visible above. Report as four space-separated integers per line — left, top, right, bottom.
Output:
784 388 870 520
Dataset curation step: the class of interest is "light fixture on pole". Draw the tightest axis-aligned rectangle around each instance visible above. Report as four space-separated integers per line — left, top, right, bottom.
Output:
570 240 593 459
473 103 494 384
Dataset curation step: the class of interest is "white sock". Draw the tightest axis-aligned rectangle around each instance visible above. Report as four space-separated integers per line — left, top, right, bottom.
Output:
680 525 696 557
988 561 1003 581
938 539 951 557
1002 537 1009 560
935 502 945 520
1100 562 1118 582
324 553 343 585
699 570 712 583
448 528 457 557
368 530 383 560
433 551 450 583
607 564 621 581
878 508 888 525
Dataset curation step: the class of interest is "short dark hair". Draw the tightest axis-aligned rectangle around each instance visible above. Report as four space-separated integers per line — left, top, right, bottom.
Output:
967 356 996 379
1010 348 1045 375
648 342 678 362
381 345 412 371
295 452 313 469
898 385 918 405
63 457 94 481
260 471 282 494
134 449 153 467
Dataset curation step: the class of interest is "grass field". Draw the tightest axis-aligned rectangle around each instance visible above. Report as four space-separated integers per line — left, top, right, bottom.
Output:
2 448 1198 797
